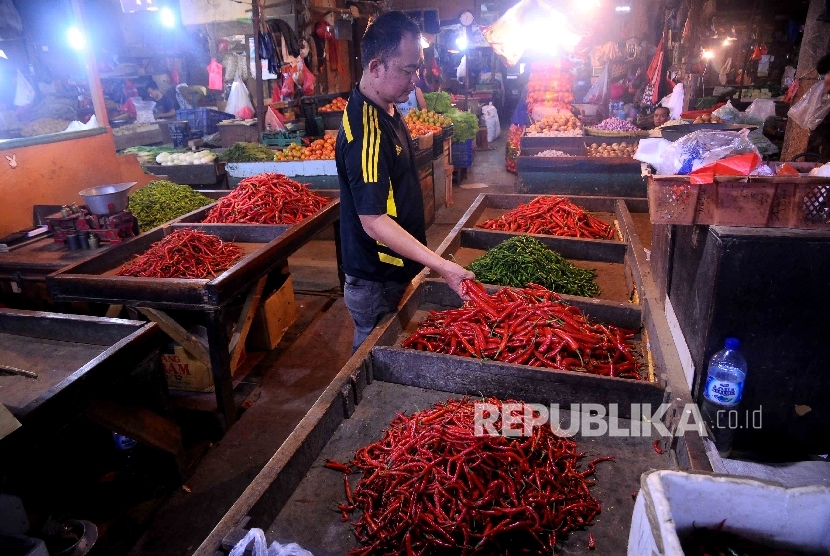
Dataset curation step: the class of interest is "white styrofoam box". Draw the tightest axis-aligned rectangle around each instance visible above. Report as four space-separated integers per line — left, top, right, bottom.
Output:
628 470 830 555
226 160 337 178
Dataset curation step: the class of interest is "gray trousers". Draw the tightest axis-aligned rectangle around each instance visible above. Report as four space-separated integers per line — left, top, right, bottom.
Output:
344 275 408 353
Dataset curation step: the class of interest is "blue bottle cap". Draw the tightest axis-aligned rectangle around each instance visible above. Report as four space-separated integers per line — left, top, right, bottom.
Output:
725 337 740 350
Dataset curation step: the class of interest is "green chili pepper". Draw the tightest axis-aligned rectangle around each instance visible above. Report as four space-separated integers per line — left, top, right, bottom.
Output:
466 235 600 298
127 180 213 232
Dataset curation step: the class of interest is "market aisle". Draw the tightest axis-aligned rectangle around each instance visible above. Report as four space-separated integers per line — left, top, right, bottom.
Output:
128 132 517 556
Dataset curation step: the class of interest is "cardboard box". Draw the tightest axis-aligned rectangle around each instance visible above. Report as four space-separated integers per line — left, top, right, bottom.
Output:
162 345 214 393
628 470 830 555
247 275 297 351
417 132 434 151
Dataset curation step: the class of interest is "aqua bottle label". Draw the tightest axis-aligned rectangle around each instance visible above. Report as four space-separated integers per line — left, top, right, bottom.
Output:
704 377 743 407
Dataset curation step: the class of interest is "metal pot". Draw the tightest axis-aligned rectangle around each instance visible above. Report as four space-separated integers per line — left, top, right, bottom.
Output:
78 182 136 215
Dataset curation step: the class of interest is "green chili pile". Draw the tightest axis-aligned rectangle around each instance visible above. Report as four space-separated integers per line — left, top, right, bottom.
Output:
127 180 213 232
466 235 600 298
217 142 274 162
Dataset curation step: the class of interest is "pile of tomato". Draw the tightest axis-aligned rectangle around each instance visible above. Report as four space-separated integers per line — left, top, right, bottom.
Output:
274 135 336 161
505 124 523 173
319 97 348 112
526 60 575 112
404 108 451 138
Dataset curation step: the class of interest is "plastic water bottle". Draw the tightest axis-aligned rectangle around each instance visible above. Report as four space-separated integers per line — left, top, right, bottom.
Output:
701 338 747 457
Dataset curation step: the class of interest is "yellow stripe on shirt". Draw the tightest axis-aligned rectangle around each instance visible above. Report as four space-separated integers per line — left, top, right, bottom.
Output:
342 111 353 142
371 107 380 182
379 253 405 267
386 181 397 217
361 103 370 182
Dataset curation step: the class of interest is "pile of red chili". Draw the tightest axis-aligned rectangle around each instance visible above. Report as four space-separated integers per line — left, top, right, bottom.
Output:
203 173 330 225
478 196 615 239
116 229 242 279
402 281 641 379
329 397 612 554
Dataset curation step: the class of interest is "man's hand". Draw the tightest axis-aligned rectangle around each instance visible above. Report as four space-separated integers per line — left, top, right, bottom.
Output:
435 258 475 300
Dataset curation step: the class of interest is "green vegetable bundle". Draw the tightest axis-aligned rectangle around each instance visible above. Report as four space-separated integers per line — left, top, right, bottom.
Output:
128 180 213 231
218 142 274 163
466 235 600 298
446 109 479 143
424 92 453 113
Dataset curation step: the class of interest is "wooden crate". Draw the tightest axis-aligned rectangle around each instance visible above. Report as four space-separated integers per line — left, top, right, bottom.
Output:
247 275 297 351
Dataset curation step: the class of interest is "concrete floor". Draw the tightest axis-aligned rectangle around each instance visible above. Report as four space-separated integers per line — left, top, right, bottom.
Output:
128 131 518 556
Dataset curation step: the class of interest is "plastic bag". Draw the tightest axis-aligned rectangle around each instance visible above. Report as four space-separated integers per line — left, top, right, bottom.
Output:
809 162 830 177
643 130 760 176
13 69 35 107
456 56 467 82
583 64 609 105
301 66 316 96
743 98 775 124
711 100 742 123
660 82 684 120
226 77 255 119
228 528 313 556
788 82 830 131
481 103 501 143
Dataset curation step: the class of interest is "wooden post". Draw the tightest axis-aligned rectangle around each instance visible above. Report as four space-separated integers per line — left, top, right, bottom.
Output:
70 0 109 128
781 0 830 161
253 0 266 132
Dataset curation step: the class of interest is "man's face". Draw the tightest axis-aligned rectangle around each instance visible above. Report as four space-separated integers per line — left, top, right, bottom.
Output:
654 109 669 127
147 88 162 101
370 33 422 105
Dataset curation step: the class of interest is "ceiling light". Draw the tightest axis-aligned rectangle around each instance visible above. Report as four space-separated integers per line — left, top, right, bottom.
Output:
67 27 86 50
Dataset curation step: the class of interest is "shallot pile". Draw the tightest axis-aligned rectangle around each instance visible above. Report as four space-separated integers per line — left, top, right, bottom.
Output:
591 117 641 133
535 149 573 157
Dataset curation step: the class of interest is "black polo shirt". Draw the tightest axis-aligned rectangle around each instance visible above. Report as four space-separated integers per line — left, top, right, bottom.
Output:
336 86 426 283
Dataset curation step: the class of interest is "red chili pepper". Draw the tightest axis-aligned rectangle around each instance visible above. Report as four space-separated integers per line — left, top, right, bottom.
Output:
653 439 664 454
324 459 352 474
203 173 330 225
588 532 596 549
477 196 614 240
116 229 242 279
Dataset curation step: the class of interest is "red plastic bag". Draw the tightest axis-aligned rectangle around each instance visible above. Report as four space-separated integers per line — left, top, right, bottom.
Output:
776 163 801 176
301 66 316 96
280 72 295 99
690 153 761 184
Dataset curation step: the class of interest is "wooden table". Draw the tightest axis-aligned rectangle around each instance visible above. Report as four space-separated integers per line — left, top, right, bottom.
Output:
47 200 341 429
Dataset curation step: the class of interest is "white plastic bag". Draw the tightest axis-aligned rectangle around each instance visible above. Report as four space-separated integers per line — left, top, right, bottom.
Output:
642 130 760 175
711 100 742 123
64 115 98 132
583 64 609 105
634 138 674 175
660 82 685 121
788 82 830 131
744 98 775 124
229 528 268 556
481 103 500 143
809 162 830 177
13 69 35 107
456 56 467 83
228 528 313 556
226 77 255 119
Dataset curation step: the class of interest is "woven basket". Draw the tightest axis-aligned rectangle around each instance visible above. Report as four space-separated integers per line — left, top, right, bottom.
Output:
585 127 650 138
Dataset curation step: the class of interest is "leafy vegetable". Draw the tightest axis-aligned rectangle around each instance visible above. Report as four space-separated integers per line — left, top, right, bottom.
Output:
466 235 600 297
127 180 213 231
218 142 274 163
424 91 453 113
446 109 479 143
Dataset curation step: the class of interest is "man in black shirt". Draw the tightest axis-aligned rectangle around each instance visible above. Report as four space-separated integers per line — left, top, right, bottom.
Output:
146 81 177 119
336 11 474 352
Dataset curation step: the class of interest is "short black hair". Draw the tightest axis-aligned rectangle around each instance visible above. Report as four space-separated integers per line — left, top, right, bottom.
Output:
146 81 160 91
654 106 670 115
361 11 420 70
817 54 830 75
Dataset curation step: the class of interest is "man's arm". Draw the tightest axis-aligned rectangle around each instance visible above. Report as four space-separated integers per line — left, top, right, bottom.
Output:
359 214 474 298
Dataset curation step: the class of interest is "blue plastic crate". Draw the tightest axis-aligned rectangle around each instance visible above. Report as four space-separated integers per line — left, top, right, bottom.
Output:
451 138 474 168
175 108 235 136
